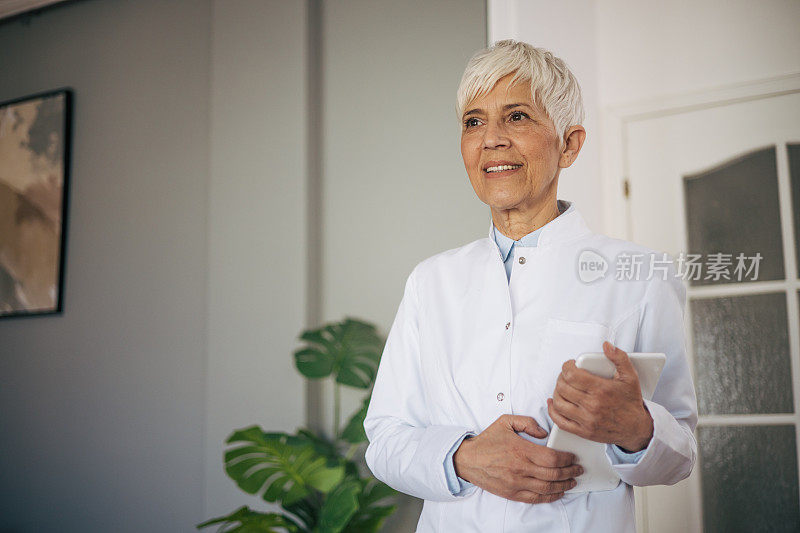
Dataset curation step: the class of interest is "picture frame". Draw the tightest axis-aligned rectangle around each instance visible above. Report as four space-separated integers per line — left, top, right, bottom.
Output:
0 88 72 318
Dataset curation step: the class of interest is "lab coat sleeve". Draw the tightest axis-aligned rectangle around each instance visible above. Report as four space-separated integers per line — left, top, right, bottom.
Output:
364 266 478 501
608 261 698 486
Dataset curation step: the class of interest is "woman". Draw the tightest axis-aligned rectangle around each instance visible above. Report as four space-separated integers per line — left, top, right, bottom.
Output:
364 40 697 533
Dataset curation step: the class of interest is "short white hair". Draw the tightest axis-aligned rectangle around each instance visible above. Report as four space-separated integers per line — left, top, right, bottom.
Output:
456 40 584 148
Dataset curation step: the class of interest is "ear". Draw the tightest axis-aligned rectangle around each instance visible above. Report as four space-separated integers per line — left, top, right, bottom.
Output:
558 125 586 168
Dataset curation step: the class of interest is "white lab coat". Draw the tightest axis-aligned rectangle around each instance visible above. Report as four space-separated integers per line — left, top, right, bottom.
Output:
363 201 698 532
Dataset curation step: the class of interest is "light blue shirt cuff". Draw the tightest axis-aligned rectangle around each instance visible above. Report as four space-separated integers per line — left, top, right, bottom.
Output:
607 443 648 464
444 432 477 495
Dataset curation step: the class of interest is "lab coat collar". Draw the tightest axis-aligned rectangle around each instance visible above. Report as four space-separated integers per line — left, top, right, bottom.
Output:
486 199 592 258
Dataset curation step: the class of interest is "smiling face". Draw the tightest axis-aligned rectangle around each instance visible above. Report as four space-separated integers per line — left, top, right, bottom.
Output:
460 74 577 226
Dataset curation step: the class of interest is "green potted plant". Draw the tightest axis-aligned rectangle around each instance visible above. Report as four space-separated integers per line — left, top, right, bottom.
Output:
198 317 398 532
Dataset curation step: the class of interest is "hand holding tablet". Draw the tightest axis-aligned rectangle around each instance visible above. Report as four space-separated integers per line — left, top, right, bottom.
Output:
545 348 666 493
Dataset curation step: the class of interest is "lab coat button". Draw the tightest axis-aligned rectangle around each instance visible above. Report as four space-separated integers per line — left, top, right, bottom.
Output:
497 392 505 401
518 256 526 264
505 322 511 330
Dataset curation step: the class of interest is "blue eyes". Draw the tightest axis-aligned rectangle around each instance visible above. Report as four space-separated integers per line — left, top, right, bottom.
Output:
463 111 529 129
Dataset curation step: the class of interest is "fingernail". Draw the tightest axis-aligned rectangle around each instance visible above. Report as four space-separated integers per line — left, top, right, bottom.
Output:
577 467 584 475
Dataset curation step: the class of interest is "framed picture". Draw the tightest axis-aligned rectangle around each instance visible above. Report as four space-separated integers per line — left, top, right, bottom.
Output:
0 88 72 318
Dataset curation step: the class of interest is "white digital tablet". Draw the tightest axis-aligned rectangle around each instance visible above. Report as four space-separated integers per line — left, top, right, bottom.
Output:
545 352 666 493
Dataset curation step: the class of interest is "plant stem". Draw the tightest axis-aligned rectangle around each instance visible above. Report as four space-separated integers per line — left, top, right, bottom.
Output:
334 381 341 438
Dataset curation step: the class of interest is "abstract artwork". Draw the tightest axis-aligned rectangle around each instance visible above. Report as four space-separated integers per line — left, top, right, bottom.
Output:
0 89 72 318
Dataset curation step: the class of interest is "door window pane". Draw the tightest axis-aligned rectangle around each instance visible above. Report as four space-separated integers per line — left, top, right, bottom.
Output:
699 424 799 533
683 146 784 285
691 292 793 414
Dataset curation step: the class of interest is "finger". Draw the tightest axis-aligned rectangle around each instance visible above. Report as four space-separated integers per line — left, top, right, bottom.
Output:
555 373 593 406
528 463 584 482
525 438 576 468
551 389 587 424
560 360 605 393
603 341 637 379
513 490 565 504
548 398 589 440
503 414 548 439
512 455 584 481
528 477 578 494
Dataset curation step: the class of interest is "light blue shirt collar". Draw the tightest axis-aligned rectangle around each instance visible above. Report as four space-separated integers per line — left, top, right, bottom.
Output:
492 201 575 261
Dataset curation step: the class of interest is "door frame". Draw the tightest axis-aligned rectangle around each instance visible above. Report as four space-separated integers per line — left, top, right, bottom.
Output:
601 72 800 533
602 72 800 241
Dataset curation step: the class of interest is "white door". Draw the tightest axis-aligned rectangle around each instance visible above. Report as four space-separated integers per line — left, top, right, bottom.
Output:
623 83 800 532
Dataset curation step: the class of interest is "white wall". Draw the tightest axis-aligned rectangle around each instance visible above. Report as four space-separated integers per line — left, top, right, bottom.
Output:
0 0 210 530
594 0 800 106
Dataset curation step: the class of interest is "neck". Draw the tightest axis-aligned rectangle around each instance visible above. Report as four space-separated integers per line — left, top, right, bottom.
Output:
491 200 562 241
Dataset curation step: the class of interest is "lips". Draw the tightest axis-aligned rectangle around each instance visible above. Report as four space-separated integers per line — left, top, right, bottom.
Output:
483 160 523 176
485 164 522 173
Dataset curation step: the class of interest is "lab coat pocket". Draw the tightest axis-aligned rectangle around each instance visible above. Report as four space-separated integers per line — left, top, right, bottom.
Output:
536 318 610 398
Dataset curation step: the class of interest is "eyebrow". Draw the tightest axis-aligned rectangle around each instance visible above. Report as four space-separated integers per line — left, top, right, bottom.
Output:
463 103 533 118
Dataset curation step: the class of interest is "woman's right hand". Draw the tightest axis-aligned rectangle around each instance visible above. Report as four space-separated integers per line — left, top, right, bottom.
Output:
453 414 583 504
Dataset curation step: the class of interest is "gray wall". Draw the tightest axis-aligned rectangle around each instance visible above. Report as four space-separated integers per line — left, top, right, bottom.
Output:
204 0 308 519
322 0 488 328
0 0 486 531
0 0 210 531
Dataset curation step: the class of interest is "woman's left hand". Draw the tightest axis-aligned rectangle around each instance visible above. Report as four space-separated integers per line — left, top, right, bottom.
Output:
547 341 654 452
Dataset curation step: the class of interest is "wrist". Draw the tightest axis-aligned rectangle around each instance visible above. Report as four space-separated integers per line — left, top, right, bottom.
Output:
453 435 475 482
619 404 654 453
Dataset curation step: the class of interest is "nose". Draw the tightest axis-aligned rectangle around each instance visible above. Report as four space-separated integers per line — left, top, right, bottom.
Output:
482 119 510 150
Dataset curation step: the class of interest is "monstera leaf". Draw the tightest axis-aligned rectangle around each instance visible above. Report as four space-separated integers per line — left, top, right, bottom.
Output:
224 426 344 506
282 496 321 532
294 317 384 389
196 506 300 532
203 317 400 533
340 396 370 444
343 478 397 533
296 428 340 460
318 479 361 533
